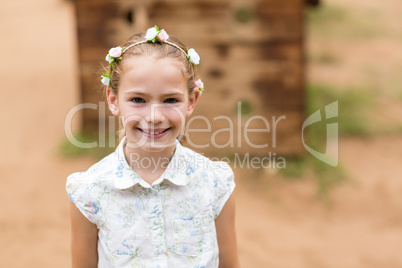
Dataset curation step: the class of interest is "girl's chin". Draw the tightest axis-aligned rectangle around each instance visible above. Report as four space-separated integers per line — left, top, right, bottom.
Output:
133 141 177 153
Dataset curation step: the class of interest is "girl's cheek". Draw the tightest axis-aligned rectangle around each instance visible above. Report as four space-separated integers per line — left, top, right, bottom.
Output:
120 111 145 129
166 108 186 126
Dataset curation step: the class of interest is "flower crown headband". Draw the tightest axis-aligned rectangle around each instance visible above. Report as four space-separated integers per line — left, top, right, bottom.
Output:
101 25 204 92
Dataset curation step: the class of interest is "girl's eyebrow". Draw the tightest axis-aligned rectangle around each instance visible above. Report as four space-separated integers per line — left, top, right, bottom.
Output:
163 92 185 96
124 90 185 96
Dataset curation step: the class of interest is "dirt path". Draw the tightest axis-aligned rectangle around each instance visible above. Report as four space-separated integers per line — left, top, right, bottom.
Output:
236 135 402 267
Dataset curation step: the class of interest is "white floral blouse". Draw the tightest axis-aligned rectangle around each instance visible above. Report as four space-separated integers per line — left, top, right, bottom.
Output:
66 137 235 268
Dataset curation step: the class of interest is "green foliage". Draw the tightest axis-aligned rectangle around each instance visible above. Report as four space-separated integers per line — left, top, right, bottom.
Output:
279 154 347 202
279 83 374 198
306 4 383 39
306 4 347 25
307 83 373 137
234 8 254 24
300 0 401 201
310 154 348 201
279 156 306 178
236 100 253 116
281 154 347 201
59 131 116 160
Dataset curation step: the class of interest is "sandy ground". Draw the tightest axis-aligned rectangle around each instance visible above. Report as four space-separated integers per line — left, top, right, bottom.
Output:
236 136 402 268
1 0 402 267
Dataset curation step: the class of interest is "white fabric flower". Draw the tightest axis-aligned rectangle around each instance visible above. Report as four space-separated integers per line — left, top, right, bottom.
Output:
101 76 110 86
194 79 204 89
157 29 169 42
187 48 200 65
145 27 158 41
109 46 122 58
105 54 113 64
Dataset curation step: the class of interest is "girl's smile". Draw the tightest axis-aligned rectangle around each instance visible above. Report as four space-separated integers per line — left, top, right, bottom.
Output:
137 127 171 138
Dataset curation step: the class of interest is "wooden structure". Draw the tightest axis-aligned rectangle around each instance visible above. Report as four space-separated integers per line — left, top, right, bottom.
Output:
72 0 305 156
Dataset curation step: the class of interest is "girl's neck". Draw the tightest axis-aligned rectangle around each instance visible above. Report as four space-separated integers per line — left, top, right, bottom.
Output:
123 142 176 185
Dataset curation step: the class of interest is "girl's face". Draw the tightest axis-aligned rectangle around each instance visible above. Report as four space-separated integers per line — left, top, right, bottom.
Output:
107 55 199 152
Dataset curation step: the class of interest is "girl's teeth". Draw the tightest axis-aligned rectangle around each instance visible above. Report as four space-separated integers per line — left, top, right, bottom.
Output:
143 130 165 134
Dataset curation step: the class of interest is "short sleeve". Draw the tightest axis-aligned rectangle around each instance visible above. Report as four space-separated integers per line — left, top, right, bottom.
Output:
66 172 100 227
212 162 235 218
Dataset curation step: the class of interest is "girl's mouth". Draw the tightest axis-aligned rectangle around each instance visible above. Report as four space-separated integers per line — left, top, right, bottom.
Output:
137 127 171 138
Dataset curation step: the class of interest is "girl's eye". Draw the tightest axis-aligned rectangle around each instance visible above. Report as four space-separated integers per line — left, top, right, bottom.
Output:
164 98 178 104
132 97 145 103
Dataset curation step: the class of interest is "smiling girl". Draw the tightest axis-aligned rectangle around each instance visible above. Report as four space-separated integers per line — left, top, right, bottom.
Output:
67 26 239 268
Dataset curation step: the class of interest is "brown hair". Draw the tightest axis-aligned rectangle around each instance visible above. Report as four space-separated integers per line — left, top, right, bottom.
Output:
106 32 198 95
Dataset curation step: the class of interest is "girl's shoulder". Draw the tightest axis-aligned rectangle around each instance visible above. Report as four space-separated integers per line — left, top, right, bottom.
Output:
180 144 234 178
66 152 116 193
66 152 117 226
179 144 235 218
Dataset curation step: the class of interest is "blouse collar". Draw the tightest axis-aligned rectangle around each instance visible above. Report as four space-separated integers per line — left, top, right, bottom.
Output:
113 137 189 189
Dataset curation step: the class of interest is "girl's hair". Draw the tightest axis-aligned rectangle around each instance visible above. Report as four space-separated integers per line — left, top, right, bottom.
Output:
107 32 198 95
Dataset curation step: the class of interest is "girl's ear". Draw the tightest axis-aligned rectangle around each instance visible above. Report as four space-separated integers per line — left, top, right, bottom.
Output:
106 88 120 116
186 88 201 116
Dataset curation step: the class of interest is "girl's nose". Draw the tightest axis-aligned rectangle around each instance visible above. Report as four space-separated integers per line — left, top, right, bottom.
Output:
144 103 165 124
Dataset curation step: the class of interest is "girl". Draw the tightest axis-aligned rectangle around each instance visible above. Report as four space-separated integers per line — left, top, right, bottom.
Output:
67 26 239 268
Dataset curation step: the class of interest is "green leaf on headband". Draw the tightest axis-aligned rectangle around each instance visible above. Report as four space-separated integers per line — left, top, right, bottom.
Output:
102 74 110 78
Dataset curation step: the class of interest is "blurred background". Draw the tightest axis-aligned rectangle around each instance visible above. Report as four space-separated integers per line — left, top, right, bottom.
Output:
1 0 402 267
